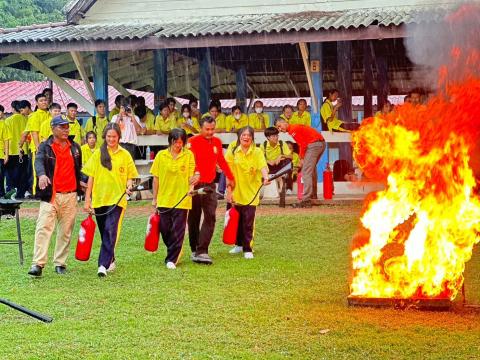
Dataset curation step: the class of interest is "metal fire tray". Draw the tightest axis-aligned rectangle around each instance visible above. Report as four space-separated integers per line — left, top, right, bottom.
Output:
347 295 453 311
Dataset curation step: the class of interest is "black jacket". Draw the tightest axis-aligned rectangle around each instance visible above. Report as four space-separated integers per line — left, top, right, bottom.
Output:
35 136 83 202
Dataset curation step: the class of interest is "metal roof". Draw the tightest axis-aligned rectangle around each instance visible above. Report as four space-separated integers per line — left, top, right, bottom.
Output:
0 6 451 44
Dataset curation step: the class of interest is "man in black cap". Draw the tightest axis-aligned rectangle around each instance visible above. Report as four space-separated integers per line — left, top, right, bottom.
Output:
28 116 83 277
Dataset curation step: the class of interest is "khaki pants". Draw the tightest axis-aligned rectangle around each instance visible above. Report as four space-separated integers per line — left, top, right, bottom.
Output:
32 192 77 267
302 141 326 201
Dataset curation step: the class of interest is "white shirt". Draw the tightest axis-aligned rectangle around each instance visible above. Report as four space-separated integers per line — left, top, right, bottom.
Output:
111 114 141 145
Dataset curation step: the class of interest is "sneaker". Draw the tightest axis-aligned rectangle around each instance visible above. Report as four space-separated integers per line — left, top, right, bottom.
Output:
24 191 32 199
166 262 176 270
97 266 107 277
190 252 196 261
244 252 254 259
192 253 213 265
286 189 293 195
107 262 116 272
229 246 243 254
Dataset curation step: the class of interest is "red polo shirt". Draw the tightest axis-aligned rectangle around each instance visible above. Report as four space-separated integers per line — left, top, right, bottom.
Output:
287 124 325 158
51 140 76 193
188 135 234 183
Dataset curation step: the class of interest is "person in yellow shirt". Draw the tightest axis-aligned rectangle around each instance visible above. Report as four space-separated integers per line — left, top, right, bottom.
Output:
81 131 98 166
166 97 179 121
150 128 196 269
291 98 312 126
375 100 393 118
65 103 85 145
249 100 270 130
202 102 228 132
286 141 300 194
83 122 139 277
177 104 200 136
155 102 175 135
84 100 109 146
320 89 359 132
134 105 156 135
225 106 249 132
39 103 60 142
108 95 124 121
0 105 10 197
280 104 294 123
189 98 201 120
225 126 269 259
137 96 154 115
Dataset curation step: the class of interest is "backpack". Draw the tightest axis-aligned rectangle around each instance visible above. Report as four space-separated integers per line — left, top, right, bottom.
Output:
263 140 284 157
91 116 97 132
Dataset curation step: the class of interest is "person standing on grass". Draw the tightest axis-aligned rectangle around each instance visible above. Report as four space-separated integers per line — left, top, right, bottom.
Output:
225 126 270 259
275 118 326 208
150 128 196 269
83 123 138 277
187 116 235 264
27 115 83 277
0 104 10 198
84 99 109 146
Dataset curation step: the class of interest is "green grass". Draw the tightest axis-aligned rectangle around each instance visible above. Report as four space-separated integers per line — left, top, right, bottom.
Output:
0 205 479 359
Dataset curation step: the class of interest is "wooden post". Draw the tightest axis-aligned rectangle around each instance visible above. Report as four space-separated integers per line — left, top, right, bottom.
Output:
199 48 212 114
236 64 247 113
377 55 389 110
94 51 109 111
363 40 374 119
71 51 95 103
299 42 318 113
153 49 167 114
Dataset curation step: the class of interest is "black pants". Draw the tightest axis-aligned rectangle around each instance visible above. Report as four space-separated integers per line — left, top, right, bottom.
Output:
95 205 124 268
235 205 256 252
158 208 188 264
188 182 217 255
0 160 5 197
5 155 29 198
120 143 136 160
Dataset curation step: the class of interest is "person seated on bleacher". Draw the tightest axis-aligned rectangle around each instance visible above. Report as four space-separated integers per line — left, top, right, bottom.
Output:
375 100 393 118
189 98 201 120
202 101 228 133
225 106 249 132
166 97 179 121
134 105 156 135
320 89 359 132
155 102 174 135
259 127 292 195
286 141 300 194
280 104 294 123
291 98 311 126
177 104 200 136
248 100 270 130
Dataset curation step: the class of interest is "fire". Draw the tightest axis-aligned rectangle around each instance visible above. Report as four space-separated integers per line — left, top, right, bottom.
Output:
350 5 480 301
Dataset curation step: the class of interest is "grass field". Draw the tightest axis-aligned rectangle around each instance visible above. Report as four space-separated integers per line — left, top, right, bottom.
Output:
0 203 479 359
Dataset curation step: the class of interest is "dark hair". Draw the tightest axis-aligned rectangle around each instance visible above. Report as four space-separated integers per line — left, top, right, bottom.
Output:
199 116 216 128
18 100 31 110
231 105 241 113
0 105 4 113
286 140 298 153
67 102 78 109
282 105 294 112
181 104 191 113
134 105 147 119
35 93 46 102
49 102 61 110
297 98 307 106
11 100 21 112
42 88 53 95
137 96 146 107
264 126 279 137
95 99 105 107
273 117 286 126
209 100 221 111
115 95 125 106
166 97 175 106
126 95 138 108
100 123 122 171
86 131 97 140
327 89 339 97
208 102 219 111
168 128 187 147
120 100 131 111
189 98 198 106
253 100 263 107
159 102 169 112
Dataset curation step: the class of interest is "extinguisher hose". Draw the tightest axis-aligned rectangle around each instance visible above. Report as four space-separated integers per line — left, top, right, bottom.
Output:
91 185 142 217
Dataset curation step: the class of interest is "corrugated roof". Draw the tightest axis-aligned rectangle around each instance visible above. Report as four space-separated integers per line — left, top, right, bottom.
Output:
0 6 451 44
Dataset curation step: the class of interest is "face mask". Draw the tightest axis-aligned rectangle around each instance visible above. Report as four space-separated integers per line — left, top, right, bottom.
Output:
255 107 263 114
183 112 190 119
234 114 241 120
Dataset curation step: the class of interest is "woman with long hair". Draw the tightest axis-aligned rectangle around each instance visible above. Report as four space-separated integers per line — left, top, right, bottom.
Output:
150 128 196 269
225 126 269 259
83 123 139 277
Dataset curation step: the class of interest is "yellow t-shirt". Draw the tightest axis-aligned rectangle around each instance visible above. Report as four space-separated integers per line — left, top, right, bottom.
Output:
4 113 27 156
291 111 311 126
82 147 139 209
145 112 156 131
248 113 270 130
225 114 249 131
24 109 51 152
84 116 109 145
81 143 98 166
202 112 227 131
176 116 200 135
68 119 85 146
154 114 176 134
225 145 267 206
280 114 293 123
259 140 291 162
0 119 11 160
150 148 195 209
292 152 300 168
108 107 120 121
320 100 343 131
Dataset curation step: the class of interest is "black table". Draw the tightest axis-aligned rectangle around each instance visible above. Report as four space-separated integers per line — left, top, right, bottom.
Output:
0 199 24 265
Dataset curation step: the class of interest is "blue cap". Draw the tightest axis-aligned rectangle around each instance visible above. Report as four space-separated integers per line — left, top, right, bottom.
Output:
50 115 70 127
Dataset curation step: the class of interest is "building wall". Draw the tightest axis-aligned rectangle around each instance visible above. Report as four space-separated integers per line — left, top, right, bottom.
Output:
80 0 459 23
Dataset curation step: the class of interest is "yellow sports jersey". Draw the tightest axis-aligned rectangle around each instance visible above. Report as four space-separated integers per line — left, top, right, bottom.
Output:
320 100 343 131
202 112 227 131
225 145 267 206
176 116 200 135
292 152 300 168
84 116 109 145
81 143 98 166
0 119 11 160
68 119 85 145
280 113 293 123
225 114 249 131
39 119 52 142
259 140 291 162
291 111 311 126
145 112 156 131
108 107 120 121
24 109 51 152
5 113 27 155
82 147 139 209
248 113 270 130
154 114 176 134
150 148 195 209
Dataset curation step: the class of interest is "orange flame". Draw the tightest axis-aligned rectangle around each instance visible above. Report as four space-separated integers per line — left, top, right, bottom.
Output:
350 6 480 300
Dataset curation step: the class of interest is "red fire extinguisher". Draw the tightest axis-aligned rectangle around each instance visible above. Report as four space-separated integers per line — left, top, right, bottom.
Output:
144 212 161 252
297 172 303 200
75 215 96 261
223 206 240 245
323 163 334 200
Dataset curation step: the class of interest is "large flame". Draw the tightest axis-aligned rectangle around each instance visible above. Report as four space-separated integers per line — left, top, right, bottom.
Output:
350 5 480 300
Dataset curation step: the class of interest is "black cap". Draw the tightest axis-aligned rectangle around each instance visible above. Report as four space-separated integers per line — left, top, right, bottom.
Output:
50 115 70 127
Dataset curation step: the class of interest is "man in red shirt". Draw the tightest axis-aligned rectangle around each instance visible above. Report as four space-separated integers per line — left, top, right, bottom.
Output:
28 116 83 277
188 116 235 264
275 118 326 208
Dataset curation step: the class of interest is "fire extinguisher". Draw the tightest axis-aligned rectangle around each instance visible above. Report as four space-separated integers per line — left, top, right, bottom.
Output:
223 206 240 245
323 163 334 200
144 212 161 252
75 215 96 261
